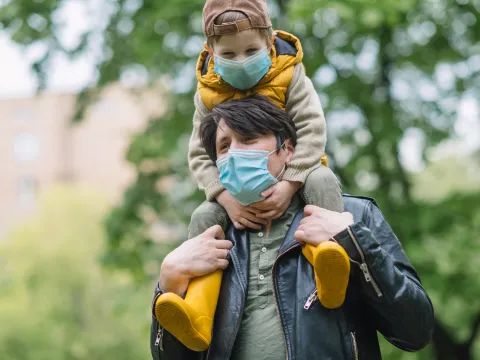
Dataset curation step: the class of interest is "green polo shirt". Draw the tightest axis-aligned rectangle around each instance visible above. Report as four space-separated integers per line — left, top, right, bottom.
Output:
230 195 301 360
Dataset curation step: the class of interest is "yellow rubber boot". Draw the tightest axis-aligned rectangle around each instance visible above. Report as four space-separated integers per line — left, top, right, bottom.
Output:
302 241 350 309
154 270 222 351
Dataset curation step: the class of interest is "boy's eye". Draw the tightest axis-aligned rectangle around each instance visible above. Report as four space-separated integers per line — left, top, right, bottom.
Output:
246 48 258 53
222 52 234 57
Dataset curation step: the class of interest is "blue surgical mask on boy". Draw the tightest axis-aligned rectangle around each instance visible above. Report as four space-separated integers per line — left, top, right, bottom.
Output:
216 145 285 205
213 47 272 90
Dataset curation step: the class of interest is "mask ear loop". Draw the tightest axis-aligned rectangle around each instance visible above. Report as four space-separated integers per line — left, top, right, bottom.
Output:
268 140 287 156
268 139 288 179
275 164 286 180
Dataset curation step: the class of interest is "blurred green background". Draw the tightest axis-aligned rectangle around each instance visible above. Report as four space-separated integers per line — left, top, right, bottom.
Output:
0 0 479 359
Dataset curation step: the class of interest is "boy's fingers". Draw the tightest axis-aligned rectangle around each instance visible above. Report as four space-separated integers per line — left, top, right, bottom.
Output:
239 218 262 230
245 206 262 214
251 199 275 211
233 221 245 230
243 211 268 225
260 185 276 198
256 210 277 219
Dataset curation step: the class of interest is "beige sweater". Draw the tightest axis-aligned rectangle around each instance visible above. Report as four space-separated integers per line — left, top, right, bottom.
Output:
188 63 326 201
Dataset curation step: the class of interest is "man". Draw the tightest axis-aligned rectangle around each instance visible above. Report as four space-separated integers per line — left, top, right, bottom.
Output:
150 95 434 360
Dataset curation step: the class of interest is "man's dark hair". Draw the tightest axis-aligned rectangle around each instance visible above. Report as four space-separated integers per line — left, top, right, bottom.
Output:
200 95 297 162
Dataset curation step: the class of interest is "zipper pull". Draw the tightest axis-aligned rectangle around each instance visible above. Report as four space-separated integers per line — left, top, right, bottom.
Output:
360 263 372 282
155 327 164 351
304 290 318 310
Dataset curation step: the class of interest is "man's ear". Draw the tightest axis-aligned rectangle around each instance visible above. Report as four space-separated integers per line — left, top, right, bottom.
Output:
283 139 295 163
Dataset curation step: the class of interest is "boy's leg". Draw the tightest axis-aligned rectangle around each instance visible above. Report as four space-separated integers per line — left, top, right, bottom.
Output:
300 166 350 309
188 200 229 238
302 165 344 212
155 201 229 351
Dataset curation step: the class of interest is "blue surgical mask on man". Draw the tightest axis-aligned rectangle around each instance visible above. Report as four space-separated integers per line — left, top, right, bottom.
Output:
213 47 272 90
216 144 286 205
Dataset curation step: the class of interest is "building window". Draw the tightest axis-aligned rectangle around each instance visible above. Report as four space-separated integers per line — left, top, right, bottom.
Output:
13 133 39 163
14 106 34 122
18 177 37 209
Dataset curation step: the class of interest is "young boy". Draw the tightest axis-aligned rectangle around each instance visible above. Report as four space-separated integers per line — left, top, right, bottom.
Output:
155 0 350 352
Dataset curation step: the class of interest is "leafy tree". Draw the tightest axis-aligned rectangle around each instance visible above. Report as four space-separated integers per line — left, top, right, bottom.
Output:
0 186 151 360
1 0 479 358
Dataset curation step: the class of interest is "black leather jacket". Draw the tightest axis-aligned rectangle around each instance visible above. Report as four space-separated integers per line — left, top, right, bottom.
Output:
150 195 434 360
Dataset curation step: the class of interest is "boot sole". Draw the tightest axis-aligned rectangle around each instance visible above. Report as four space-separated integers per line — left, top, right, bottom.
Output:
155 293 211 352
315 242 350 309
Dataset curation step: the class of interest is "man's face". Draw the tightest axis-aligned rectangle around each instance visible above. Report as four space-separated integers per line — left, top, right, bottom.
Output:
215 119 294 178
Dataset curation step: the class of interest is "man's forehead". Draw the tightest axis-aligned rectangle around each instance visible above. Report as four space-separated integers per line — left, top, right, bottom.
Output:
215 119 232 142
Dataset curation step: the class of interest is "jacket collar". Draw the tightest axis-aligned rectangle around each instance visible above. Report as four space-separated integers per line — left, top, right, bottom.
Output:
278 207 305 255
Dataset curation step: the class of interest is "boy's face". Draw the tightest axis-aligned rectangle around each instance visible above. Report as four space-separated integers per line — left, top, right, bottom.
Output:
212 29 270 62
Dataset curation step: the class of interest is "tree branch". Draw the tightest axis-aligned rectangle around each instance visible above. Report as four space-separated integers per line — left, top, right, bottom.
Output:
467 311 480 347
431 318 456 360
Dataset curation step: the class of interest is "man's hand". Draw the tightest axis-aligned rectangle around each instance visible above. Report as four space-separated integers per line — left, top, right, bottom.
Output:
160 225 233 295
294 205 354 246
250 180 301 220
216 190 268 230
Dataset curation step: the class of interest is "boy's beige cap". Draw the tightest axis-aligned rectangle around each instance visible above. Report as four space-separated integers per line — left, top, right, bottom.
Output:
202 0 272 37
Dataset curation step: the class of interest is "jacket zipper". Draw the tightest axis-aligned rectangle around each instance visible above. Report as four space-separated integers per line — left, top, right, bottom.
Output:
351 332 359 360
304 289 318 310
272 243 301 360
223 259 247 360
154 326 164 351
346 227 382 297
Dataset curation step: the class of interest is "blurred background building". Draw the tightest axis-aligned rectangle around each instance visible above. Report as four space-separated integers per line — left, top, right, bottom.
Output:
0 85 164 237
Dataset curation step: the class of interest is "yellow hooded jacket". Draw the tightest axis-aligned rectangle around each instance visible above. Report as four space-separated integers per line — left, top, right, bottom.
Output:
196 31 303 111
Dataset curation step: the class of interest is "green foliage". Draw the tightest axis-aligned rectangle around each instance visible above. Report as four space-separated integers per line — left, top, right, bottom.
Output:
0 186 151 360
2 0 480 358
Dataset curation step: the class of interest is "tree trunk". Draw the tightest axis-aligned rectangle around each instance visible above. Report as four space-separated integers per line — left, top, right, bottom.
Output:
432 313 480 360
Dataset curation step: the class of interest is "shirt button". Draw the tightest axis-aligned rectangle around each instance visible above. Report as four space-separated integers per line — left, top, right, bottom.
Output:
261 247 267 253
259 275 265 280
258 232 264 237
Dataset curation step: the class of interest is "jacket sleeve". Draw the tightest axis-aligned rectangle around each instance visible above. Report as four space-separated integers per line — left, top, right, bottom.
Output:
188 91 225 201
150 282 204 360
283 64 326 184
334 201 434 351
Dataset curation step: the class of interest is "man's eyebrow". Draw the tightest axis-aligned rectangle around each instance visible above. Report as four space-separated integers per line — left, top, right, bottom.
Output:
216 134 229 146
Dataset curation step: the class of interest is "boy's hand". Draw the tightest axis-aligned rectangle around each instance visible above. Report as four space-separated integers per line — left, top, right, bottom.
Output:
249 180 302 220
216 190 268 230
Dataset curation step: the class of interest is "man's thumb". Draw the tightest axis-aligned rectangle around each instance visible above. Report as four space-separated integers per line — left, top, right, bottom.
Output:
294 229 307 244
303 205 316 217
206 224 225 239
